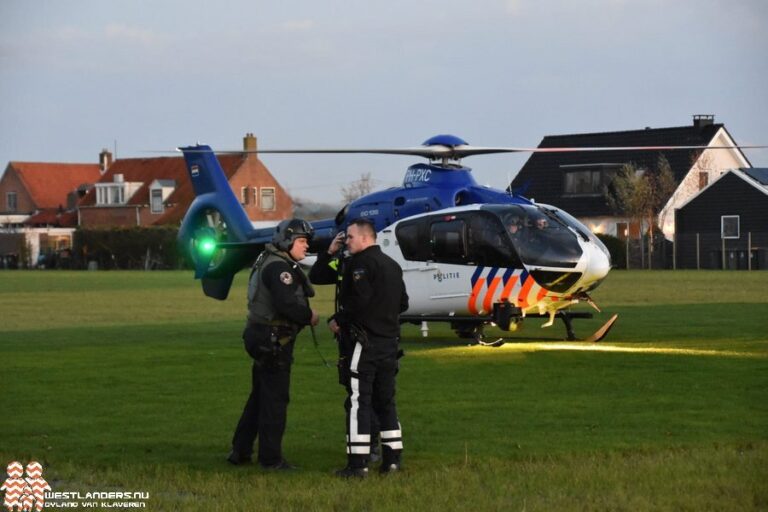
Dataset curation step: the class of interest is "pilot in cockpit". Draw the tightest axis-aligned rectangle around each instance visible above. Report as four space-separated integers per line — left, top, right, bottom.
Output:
506 216 523 240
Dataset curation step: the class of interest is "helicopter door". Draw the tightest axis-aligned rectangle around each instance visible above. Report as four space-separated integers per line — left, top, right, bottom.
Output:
395 215 469 314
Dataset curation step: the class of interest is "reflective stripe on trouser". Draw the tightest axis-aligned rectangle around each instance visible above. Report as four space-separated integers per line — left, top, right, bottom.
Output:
380 425 403 450
345 339 402 462
346 341 370 455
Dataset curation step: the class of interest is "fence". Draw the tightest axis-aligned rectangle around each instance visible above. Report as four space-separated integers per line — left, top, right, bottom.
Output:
674 231 768 270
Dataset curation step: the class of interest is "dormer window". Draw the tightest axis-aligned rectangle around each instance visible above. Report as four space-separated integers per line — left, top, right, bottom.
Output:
561 164 622 197
151 189 163 213
149 179 176 215
95 174 143 206
96 184 125 205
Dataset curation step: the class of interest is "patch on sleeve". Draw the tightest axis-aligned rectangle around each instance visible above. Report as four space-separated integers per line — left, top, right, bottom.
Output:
280 271 294 285
352 268 366 281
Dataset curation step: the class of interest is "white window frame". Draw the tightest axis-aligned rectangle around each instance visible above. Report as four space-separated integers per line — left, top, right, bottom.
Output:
240 187 249 205
6 191 17 212
260 187 276 211
150 188 164 214
95 184 126 206
721 215 740 239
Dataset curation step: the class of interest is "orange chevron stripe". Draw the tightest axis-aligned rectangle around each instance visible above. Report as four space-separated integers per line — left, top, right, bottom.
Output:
517 277 535 308
467 277 486 315
482 277 502 313
536 286 548 302
500 274 519 301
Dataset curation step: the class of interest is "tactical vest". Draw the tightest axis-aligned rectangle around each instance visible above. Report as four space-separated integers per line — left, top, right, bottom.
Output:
247 244 312 326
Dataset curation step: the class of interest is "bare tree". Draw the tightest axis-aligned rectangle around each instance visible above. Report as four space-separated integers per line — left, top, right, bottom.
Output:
341 172 374 203
605 155 676 268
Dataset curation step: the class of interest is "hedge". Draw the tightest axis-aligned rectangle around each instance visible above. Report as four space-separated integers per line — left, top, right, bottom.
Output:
73 226 188 270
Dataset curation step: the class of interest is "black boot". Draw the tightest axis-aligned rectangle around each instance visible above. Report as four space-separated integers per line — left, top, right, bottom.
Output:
335 465 369 479
226 451 252 465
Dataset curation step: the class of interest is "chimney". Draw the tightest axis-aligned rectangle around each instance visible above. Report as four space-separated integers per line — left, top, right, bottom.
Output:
99 149 113 174
243 132 257 153
692 114 714 129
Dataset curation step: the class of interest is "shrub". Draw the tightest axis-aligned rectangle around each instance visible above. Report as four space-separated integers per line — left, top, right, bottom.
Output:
596 233 627 269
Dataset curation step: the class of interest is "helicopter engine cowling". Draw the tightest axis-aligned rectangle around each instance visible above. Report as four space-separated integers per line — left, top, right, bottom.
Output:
178 202 258 280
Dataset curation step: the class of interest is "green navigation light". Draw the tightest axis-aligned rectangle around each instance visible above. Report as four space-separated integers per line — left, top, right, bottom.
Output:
199 238 217 256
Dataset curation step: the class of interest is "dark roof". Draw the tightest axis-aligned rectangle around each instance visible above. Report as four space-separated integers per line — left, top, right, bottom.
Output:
742 167 768 186
510 122 742 217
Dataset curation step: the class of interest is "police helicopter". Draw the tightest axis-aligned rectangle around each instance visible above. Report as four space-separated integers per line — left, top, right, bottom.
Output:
176 134 754 344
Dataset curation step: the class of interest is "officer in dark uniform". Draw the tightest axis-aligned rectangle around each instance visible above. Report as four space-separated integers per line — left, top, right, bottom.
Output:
310 218 409 478
227 219 319 470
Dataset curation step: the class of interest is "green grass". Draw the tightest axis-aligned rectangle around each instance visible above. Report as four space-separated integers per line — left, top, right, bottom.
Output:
1 270 767 511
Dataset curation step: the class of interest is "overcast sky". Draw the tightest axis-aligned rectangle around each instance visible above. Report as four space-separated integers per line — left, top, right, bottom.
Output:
1 0 766 203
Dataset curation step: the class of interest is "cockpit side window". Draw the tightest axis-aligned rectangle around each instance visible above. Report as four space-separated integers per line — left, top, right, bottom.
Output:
466 212 523 268
430 220 467 263
395 219 430 261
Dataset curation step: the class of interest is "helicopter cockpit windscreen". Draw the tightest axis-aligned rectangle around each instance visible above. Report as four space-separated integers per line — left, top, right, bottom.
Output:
485 205 583 269
539 204 611 264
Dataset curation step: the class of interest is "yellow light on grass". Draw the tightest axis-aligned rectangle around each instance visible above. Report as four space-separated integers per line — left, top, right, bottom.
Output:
413 342 766 360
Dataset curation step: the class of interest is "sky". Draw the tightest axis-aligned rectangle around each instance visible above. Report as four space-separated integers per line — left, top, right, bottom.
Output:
1 0 767 204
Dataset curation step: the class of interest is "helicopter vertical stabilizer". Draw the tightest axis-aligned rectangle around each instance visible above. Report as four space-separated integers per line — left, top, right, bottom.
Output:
177 145 261 299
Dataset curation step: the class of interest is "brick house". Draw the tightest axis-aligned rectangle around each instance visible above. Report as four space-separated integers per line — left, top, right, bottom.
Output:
78 133 293 228
0 161 102 266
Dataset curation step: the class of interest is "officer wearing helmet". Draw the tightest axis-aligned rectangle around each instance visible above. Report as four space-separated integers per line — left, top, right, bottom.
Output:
228 218 320 470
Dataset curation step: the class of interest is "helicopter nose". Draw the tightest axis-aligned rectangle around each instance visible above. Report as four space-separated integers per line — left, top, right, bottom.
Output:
582 241 611 286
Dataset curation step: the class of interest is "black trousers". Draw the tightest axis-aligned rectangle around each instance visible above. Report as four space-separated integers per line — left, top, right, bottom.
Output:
231 328 294 466
343 336 402 468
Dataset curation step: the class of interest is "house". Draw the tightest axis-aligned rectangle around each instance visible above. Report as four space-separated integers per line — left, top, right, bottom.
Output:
509 115 751 241
0 160 102 266
674 168 768 270
78 133 293 228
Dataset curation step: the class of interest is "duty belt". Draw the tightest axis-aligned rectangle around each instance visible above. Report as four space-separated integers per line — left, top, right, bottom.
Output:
251 322 296 347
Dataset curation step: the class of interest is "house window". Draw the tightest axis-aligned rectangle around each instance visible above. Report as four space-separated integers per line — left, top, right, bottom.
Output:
6 192 17 212
150 189 164 213
240 187 249 205
111 186 123 204
564 170 602 196
260 187 276 211
616 222 628 240
698 172 709 190
721 216 739 239
96 184 125 205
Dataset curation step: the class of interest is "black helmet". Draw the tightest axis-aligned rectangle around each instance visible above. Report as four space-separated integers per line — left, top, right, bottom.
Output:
272 218 314 252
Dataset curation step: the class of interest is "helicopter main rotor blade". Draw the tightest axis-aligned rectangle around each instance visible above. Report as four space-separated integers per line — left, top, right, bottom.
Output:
154 142 766 162
188 144 767 159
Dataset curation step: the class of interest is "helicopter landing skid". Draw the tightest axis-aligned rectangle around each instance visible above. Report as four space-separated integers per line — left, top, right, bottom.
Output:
475 312 618 347
583 313 619 343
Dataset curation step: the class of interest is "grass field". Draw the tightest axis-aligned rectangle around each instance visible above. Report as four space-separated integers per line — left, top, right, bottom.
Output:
1 270 767 511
